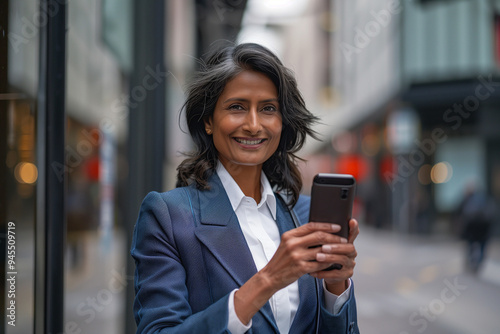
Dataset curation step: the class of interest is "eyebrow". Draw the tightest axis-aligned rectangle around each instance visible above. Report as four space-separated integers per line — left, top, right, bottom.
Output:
223 97 279 104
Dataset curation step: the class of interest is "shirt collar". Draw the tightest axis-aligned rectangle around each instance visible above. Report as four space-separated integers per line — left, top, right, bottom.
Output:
216 162 277 220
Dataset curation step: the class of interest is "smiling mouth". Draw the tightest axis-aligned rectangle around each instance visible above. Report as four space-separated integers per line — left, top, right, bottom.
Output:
234 138 266 145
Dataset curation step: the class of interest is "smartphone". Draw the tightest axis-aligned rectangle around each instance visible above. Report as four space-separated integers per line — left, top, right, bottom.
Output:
309 174 356 270
309 173 356 240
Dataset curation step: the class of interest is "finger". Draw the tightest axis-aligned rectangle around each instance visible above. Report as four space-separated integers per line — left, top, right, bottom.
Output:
313 262 343 273
303 260 337 274
285 222 341 238
280 232 346 257
348 219 359 244
315 252 356 266
320 243 356 256
311 257 355 280
298 231 347 249
315 252 343 264
306 243 355 263
302 245 329 262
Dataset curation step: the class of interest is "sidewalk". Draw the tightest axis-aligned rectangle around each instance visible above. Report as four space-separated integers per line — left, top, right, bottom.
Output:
355 226 500 334
479 237 500 286
64 229 128 334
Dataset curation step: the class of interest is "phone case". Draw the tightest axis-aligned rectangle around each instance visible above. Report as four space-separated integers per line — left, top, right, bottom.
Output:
309 173 356 239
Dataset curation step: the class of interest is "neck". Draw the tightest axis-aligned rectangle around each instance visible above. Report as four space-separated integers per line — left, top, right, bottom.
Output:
223 163 263 203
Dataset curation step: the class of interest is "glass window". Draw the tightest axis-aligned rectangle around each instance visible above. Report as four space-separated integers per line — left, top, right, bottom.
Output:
2 0 40 332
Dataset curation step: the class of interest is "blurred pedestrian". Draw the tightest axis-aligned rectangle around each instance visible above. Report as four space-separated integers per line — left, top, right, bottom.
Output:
131 43 360 333
458 182 496 274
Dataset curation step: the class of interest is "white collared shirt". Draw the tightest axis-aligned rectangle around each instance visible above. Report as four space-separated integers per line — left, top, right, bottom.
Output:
216 163 350 334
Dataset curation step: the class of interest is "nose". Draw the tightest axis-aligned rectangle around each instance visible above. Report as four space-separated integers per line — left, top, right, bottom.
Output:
243 108 262 134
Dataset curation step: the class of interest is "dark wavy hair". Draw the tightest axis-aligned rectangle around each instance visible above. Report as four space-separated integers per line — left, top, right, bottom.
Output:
176 42 318 207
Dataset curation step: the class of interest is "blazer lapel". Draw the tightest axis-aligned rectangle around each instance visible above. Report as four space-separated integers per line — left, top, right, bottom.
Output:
193 174 278 331
290 275 319 333
194 174 257 286
276 195 319 334
275 194 296 234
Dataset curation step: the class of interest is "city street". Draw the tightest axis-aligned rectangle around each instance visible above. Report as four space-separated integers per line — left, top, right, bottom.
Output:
4 1 500 333
354 226 500 334
61 224 500 334
12 223 500 334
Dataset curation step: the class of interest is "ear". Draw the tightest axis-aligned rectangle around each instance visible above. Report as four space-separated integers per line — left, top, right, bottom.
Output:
204 117 213 135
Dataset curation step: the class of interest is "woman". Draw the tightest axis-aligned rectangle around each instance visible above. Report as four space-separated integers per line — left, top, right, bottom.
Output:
131 43 360 334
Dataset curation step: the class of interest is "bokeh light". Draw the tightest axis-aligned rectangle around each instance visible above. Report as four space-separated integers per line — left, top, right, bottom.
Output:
430 161 453 184
14 162 38 184
332 131 356 154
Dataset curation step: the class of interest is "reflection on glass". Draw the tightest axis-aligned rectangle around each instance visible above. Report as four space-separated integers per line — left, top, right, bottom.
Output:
3 99 36 334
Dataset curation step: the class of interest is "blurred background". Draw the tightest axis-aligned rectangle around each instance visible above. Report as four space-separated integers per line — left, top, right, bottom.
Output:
1 0 500 333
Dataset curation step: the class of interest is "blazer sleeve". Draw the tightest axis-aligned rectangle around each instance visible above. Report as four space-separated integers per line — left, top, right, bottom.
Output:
130 191 231 334
318 283 360 334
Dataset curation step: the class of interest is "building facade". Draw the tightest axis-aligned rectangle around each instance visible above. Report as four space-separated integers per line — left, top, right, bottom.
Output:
325 0 500 234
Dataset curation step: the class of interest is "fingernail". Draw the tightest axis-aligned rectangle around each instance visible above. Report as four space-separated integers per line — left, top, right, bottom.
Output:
317 253 326 261
340 238 348 244
331 224 341 231
322 245 332 252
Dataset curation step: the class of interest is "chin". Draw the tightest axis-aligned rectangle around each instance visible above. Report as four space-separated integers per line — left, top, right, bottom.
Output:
232 161 264 167
226 158 267 167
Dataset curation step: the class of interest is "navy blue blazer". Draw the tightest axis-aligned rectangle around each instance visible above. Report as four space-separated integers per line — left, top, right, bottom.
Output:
131 173 359 333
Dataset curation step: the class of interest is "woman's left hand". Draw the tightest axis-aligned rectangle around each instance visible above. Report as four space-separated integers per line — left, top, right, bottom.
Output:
310 218 359 295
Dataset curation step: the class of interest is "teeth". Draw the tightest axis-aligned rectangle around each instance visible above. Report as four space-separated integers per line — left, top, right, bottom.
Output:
236 138 264 145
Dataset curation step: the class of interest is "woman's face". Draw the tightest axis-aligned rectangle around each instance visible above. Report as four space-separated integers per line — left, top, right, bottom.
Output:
205 70 282 169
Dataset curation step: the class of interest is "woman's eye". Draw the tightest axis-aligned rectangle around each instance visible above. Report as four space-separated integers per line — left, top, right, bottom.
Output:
262 105 278 112
228 104 244 110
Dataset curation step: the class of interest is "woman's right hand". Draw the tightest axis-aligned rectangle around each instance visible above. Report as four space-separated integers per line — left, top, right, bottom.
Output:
259 222 347 290
233 222 347 325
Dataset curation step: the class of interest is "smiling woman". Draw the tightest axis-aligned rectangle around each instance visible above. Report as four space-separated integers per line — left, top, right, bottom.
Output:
131 43 360 334
204 70 282 201
177 43 318 207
